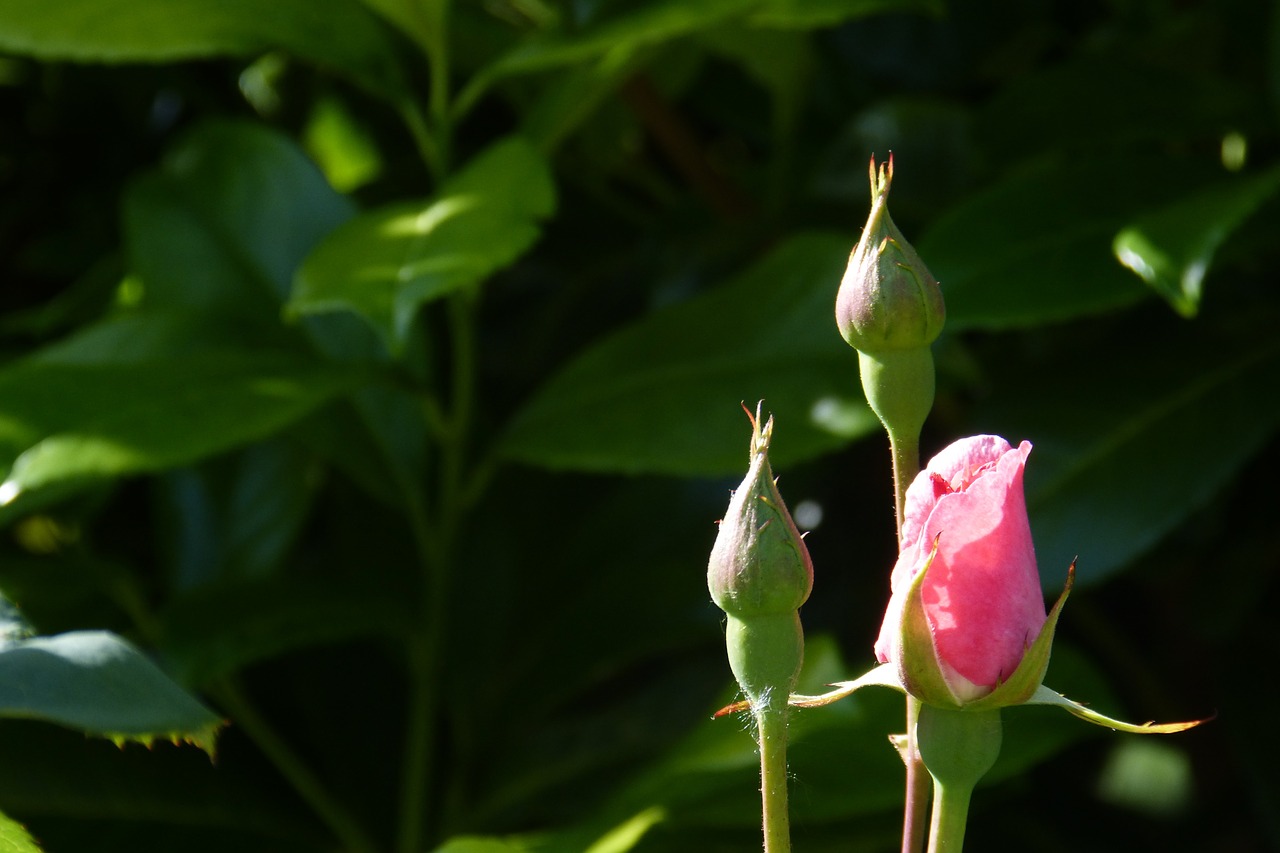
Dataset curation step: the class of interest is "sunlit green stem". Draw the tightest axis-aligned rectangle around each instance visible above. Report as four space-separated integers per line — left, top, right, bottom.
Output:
917 706 1003 853
756 700 793 853
926 774 973 853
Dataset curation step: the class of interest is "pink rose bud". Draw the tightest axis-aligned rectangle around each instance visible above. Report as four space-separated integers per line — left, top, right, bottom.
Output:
835 154 945 354
874 435 1047 706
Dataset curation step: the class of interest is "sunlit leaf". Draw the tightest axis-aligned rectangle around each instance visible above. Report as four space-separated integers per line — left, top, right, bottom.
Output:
290 136 555 354
918 154 1220 329
0 809 42 853
0 315 359 517
0 0 410 99
0 624 221 754
1113 164 1280 317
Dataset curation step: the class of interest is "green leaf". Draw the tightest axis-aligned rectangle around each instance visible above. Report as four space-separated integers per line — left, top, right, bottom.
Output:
124 120 355 318
455 0 758 115
0 810 42 853
1113 165 1280 317
158 441 323 590
471 0 755 78
749 0 943 28
980 57 1256 160
157 578 413 685
501 233 878 477
0 315 359 517
431 839 532 853
974 330 1280 588
124 120 429 504
0 0 410 100
290 136 556 354
918 155 1218 330
0 626 221 753
355 0 437 52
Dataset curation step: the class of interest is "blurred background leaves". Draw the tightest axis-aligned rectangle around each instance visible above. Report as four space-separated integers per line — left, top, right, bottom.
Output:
0 0 1275 850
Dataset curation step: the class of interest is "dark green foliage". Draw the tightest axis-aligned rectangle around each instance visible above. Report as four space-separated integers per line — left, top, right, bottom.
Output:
0 0 1275 851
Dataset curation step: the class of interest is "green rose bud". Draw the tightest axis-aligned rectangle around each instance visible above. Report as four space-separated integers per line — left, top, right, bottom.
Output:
834 155 945 450
708 407 813 618
708 405 813 707
835 154 945 354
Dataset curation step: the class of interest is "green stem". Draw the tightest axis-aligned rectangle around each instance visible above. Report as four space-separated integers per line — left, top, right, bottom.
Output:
926 776 973 853
396 488 446 853
917 706 1003 853
887 432 919 551
756 703 792 853
395 9 466 844
396 290 480 852
213 679 381 853
400 101 442 182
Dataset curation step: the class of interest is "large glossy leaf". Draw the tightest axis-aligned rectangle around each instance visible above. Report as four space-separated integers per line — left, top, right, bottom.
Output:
124 121 427 505
0 810 41 853
917 154 1221 330
972 330 1280 588
749 0 943 28
1113 164 1280 317
0 0 410 99
460 0 755 100
124 120 355 318
158 441 323 590
979 57 1256 161
0 624 220 752
156 578 414 685
460 0 935 116
290 136 555 354
0 315 358 518
500 232 879 477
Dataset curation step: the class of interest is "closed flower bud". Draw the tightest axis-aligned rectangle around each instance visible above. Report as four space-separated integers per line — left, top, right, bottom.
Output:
875 435 1049 708
835 155 945 354
709 406 813 707
708 408 813 618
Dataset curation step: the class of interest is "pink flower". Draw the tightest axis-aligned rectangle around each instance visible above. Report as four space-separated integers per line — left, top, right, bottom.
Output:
875 435 1046 705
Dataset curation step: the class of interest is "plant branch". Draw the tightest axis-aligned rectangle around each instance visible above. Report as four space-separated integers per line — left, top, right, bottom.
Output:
213 679 381 853
888 429 927 853
756 702 792 853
